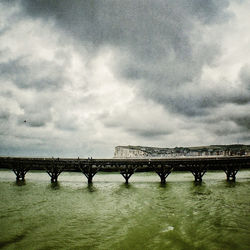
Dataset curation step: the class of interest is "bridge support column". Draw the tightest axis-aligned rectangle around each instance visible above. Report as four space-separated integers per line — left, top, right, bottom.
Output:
120 165 135 184
13 163 29 181
154 165 173 184
190 167 206 182
224 167 239 181
78 158 99 184
46 167 63 183
45 158 63 183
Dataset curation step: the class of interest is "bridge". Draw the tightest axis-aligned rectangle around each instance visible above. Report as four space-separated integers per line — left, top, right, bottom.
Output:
0 156 249 184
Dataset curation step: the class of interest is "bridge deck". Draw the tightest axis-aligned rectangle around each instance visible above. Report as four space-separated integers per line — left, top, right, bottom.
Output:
0 156 250 170
0 156 249 170
0 156 249 183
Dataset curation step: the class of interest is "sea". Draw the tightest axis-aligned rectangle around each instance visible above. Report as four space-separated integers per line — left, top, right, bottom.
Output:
0 169 250 250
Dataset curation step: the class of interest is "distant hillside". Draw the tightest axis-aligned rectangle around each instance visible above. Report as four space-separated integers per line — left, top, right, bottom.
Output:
114 144 250 158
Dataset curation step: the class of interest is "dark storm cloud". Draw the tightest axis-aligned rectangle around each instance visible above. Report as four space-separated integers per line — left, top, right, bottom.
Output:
205 117 245 136
0 110 10 120
18 0 230 43
160 83 250 117
211 121 250 139
0 58 26 79
16 0 228 65
17 0 249 138
16 0 235 117
102 114 170 138
0 56 68 90
127 128 169 138
189 0 231 24
230 115 250 131
15 94 54 129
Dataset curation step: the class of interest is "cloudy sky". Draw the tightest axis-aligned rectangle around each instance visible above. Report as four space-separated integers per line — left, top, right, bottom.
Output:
0 0 250 157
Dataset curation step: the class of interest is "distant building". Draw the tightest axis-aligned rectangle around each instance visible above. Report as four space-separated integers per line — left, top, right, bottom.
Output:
114 145 250 158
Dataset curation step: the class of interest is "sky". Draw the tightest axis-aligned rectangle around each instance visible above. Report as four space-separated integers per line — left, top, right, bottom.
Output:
0 0 250 158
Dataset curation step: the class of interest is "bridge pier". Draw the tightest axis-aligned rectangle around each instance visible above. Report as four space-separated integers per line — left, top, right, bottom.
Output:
78 158 100 183
154 164 173 184
224 166 239 181
13 162 29 181
45 158 63 183
190 166 206 182
46 167 63 183
120 165 136 184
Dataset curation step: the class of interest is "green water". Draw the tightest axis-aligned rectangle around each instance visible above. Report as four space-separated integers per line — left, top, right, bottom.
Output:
0 170 250 250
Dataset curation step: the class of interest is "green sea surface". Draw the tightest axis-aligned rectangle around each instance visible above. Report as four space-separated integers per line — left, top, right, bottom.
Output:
0 170 250 250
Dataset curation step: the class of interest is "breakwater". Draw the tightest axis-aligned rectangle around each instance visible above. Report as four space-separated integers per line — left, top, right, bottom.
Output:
0 156 249 183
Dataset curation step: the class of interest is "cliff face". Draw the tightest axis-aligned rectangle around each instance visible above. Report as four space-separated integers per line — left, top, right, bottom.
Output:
114 146 149 158
114 145 250 158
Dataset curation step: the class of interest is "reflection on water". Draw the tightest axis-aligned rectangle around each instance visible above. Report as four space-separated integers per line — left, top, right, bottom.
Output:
123 183 132 189
225 180 238 188
15 180 26 186
49 182 60 190
159 182 168 188
0 233 26 249
192 180 203 187
0 170 250 250
86 183 97 193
